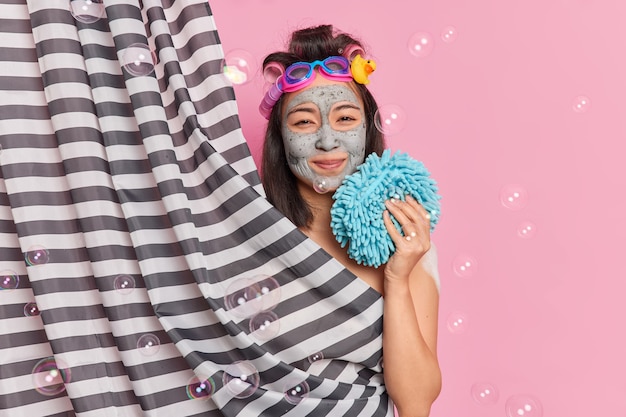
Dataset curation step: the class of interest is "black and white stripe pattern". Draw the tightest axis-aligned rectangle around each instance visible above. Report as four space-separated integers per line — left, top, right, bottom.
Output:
0 1 392 415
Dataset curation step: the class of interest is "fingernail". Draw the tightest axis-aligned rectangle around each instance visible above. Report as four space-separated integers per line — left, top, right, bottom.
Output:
406 195 414 201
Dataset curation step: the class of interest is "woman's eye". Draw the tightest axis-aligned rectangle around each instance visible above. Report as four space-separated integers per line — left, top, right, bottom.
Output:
288 118 319 132
334 114 359 125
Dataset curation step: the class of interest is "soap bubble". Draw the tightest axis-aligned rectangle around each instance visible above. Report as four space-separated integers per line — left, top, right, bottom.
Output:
121 43 156 76
0 271 19 290
223 49 256 85
113 274 135 295
32 357 70 396
441 26 458 43
471 381 499 405
24 302 40 317
186 375 216 400
136 333 160 356
374 104 407 136
505 394 543 417
225 275 281 318
284 380 310 405
452 253 478 278
572 95 591 113
224 279 263 318
500 184 528 210
249 311 280 341
25 246 50 266
70 0 105 24
408 32 434 58
222 361 260 399
517 221 537 239
307 351 324 363
251 275 281 311
446 311 469 334
313 176 340 194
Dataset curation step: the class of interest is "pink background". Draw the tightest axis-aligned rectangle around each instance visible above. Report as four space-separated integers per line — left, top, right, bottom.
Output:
211 1 626 416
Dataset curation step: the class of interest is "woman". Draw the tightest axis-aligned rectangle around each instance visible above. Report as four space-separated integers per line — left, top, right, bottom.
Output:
259 25 442 417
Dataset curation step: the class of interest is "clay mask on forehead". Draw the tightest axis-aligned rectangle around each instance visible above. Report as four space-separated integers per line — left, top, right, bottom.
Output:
281 84 367 187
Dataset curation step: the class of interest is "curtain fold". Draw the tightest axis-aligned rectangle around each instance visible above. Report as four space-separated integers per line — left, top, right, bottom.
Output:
0 1 391 416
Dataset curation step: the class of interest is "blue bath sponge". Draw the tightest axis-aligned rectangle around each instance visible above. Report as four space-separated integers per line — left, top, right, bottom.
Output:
330 149 441 267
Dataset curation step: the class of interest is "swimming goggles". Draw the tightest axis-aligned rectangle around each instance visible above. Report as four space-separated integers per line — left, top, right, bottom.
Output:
259 56 353 119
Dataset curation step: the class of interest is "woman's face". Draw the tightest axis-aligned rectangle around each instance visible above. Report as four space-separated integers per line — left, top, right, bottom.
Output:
280 75 367 191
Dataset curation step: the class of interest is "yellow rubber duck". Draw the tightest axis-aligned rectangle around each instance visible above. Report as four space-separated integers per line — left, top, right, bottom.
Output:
350 54 376 85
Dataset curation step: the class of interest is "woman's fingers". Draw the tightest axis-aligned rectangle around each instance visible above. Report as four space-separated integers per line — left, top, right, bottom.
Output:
385 196 430 233
383 196 432 281
382 209 403 241
384 198 429 248
405 195 432 226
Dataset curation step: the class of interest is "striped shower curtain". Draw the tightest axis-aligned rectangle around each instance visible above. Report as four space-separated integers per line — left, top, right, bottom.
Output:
0 1 392 416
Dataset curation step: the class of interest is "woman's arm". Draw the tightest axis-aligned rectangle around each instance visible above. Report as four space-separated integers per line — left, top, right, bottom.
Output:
381 196 442 417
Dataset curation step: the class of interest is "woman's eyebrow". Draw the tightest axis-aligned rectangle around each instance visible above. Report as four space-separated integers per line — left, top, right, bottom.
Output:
332 103 361 112
286 105 318 117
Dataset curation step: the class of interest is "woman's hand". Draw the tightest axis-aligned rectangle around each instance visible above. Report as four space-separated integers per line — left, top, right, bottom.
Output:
383 195 432 283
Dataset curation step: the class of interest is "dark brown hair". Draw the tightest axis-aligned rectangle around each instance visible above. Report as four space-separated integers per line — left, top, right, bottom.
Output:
261 25 385 228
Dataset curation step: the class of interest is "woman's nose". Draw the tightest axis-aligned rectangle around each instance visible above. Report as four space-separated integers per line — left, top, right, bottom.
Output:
314 125 339 151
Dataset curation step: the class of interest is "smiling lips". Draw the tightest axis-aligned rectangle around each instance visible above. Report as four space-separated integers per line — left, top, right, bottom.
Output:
310 156 347 174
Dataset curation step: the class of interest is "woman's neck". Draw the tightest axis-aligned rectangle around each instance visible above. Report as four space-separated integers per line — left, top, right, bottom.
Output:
297 181 334 234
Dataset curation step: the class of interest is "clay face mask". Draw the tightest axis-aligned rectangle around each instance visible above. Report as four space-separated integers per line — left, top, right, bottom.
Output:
281 84 367 188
